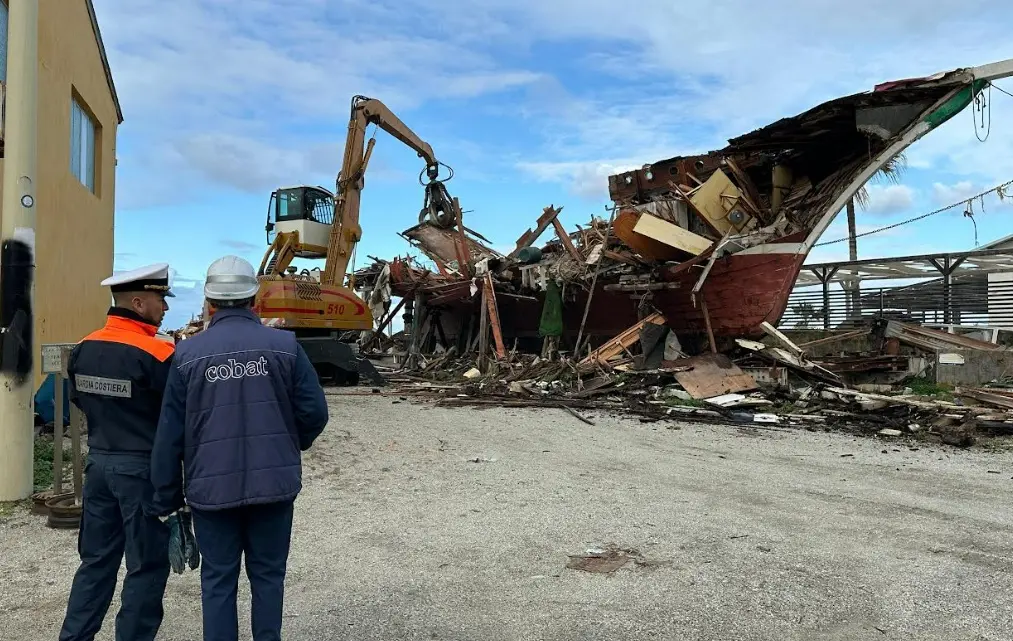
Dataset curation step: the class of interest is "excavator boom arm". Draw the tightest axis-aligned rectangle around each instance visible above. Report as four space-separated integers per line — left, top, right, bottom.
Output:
359 99 437 167
320 96 441 286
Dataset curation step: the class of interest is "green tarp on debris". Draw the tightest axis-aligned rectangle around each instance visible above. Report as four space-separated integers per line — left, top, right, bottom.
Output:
539 280 563 338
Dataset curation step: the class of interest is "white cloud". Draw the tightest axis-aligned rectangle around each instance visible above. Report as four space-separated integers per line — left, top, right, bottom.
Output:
930 180 1013 206
219 239 261 254
861 185 915 216
92 0 543 207
97 0 541 121
517 159 644 201
445 0 1013 196
173 134 345 194
932 181 980 205
93 0 1013 233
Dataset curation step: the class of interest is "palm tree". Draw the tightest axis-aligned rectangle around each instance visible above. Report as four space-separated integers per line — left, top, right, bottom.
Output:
843 152 907 317
852 152 907 210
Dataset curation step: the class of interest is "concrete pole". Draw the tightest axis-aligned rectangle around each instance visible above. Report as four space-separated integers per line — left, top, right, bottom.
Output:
0 0 39 501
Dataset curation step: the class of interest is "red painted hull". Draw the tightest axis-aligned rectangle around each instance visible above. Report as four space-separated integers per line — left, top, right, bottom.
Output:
657 249 807 337
388 245 807 342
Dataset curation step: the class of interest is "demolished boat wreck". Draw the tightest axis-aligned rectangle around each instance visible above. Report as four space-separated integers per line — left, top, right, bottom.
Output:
355 58 1013 355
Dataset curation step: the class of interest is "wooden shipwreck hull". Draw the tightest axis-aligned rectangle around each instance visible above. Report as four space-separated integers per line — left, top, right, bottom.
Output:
382 236 807 341
655 238 808 336
522 249 805 340
361 58 1013 347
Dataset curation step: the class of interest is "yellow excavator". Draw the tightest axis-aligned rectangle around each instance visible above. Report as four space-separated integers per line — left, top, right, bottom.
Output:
254 95 459 384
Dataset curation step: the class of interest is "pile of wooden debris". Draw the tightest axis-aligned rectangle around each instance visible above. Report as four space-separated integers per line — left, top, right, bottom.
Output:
385 314 1013 447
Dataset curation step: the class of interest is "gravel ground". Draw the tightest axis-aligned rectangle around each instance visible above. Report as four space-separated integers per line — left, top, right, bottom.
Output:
3 390 1013 640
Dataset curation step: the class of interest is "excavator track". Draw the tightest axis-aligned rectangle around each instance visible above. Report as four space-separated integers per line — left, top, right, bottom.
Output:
296 336 384 387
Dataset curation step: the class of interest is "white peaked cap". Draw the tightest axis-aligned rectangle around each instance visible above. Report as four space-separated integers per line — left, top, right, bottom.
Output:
100 263 175 297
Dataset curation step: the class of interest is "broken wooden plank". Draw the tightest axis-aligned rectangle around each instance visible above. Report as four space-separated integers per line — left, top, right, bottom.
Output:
603 281 683 293
561 405 595 425
671 183 721 237
973 388 1013 399
669 353 758 400
760 321 805 359
959 389 1013 410
632 213 713 256
452 197 471 278
601 249 645 266
826 387 945 411
797 329 872 350
737 339 842 385
477 282 490 368
579 313 666 368
551 217 583 262
613 209 684 261
701 298 718 354
362 297 406 349
426 281 475 306
400 221 495 273
570 377 616 399
494 291 539 302
722 158 766 220
883 320 1004 352
689 169 746 234
483 273 507 360
508 205 563 259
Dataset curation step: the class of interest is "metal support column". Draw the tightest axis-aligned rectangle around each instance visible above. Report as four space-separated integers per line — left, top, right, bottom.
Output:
810 267 838 330
929 256 965 326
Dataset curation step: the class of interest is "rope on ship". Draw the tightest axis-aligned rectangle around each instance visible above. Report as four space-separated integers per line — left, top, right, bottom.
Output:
815 178 1013 247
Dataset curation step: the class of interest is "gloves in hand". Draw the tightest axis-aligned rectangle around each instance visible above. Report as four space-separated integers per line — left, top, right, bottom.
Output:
166 507 200 574
180 508 200 570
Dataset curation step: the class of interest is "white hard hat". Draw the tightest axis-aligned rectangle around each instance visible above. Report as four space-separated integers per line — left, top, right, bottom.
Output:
204 255 260 300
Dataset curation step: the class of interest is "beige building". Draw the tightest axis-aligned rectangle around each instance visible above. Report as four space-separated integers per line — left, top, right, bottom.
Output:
1 0 121 386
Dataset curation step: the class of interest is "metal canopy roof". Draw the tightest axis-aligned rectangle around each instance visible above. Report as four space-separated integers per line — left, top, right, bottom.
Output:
796 247 1013 286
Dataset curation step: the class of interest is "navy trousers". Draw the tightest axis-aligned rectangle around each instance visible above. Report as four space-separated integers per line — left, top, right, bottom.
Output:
59 453 171 641
191 501 295 641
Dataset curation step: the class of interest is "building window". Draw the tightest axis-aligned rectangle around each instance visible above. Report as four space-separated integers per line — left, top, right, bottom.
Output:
0 1 8 83
70 96 97 193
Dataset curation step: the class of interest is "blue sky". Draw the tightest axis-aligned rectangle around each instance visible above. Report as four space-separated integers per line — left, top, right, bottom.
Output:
93 0 1013 328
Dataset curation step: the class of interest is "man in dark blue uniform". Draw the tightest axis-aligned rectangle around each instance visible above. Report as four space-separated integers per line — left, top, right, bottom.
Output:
151 255 328 641
59 264 177 641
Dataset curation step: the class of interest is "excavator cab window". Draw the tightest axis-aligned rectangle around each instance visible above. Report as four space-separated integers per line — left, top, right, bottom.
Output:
273 186 335 225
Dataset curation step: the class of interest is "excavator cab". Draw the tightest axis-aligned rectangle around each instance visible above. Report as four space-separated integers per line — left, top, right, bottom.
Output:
265 186 335 258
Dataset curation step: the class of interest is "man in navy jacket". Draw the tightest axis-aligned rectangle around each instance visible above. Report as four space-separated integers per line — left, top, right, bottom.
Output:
150 255 328 641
